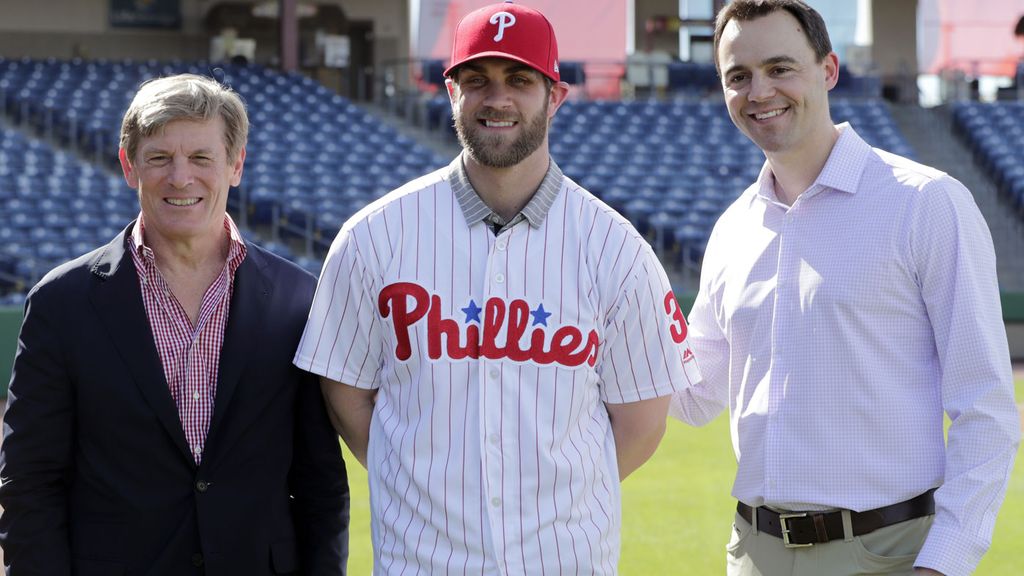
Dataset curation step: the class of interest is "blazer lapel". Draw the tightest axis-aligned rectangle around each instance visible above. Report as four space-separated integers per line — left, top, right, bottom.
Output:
88 226 194 464
208 244 270 439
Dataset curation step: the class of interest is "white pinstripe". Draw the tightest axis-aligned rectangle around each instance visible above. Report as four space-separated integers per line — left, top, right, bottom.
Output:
296 165 700 574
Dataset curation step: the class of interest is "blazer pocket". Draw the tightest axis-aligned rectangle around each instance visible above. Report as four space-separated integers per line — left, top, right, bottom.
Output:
73 557 128 576
271 539 298 574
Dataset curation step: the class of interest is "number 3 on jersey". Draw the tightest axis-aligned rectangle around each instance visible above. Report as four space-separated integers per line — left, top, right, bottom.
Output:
663 291 688 344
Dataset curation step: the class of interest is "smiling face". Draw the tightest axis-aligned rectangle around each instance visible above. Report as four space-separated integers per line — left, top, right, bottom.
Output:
718 10 838 158
448 57 563 169
119 117 244 248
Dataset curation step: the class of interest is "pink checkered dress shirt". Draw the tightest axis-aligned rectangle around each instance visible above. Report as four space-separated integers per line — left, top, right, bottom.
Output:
130 215 247 464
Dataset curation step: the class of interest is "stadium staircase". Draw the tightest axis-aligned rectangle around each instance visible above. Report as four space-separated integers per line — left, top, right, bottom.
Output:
890 104 1024 291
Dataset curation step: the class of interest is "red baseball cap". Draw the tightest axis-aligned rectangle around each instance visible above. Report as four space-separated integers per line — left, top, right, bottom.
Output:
444 1 560 82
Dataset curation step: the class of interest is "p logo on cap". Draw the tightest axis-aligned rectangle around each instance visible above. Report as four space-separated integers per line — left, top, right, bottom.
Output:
445 2 560 82
489 12 516 41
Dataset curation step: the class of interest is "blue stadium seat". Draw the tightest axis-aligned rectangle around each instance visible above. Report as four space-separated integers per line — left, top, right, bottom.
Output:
0 57 917 293
953 101 1024 218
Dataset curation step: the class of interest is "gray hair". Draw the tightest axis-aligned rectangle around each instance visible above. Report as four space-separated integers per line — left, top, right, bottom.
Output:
119 73 249 162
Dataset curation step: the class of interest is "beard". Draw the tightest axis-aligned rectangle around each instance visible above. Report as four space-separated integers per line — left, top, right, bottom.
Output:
454 102 549 169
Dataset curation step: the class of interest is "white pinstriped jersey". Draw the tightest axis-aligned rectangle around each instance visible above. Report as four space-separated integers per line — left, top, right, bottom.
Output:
295 157 701 575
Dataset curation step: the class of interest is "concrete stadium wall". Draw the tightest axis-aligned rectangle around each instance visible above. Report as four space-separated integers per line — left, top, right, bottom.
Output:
0 0 209 59
0 0 408 90
871 0 920 102
3 293 1023 396
634 0 680 56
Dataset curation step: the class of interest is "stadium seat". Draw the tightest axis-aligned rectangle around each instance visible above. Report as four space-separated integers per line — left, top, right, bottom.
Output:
953 101 1024 218
0 57 916 297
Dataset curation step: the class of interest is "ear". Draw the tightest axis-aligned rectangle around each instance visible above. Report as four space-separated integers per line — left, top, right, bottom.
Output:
230 147 246 187
547 81 571 120
119 148 139 190
823 52 840 91
445 78 456 103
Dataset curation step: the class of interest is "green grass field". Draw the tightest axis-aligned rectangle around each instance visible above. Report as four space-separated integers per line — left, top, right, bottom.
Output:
340 379 1024 574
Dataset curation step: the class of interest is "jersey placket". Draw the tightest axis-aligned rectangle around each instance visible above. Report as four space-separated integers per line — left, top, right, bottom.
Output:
479 225 516 573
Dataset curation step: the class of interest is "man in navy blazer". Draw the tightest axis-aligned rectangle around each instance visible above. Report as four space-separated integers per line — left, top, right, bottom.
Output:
0 74 349 575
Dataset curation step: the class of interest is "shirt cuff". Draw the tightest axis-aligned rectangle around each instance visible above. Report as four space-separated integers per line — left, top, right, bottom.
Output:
914 522 988 576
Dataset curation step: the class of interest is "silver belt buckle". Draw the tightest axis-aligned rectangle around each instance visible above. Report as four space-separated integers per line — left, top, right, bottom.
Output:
778 512 814 548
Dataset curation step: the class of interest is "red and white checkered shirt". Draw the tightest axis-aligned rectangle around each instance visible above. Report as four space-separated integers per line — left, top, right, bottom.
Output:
130 215 247 464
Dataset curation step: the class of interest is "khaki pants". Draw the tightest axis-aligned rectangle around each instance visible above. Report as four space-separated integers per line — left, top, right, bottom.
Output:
726 510 934 576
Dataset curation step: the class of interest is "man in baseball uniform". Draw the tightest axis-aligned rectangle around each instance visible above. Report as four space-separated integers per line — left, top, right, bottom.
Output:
294 1 701 573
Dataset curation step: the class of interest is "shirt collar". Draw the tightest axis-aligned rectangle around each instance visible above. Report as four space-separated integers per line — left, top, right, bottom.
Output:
447 153 564 230
132 213 248 273
755 122 872 203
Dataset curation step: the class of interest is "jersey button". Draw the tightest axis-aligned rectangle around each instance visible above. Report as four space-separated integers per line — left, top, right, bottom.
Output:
489 434 499 445
496 241 507 251
491 497 501 508
489 368 499 379
494 273 505 284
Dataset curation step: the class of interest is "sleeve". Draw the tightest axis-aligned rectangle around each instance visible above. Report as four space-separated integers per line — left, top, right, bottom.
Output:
666 221 732 427
0 284 75 575
909 177 1020 576
598 244 703 404
293 224 384 389
290 367 351 576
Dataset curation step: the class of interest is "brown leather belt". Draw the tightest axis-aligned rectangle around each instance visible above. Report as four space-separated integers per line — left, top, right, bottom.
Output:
736 489 936 548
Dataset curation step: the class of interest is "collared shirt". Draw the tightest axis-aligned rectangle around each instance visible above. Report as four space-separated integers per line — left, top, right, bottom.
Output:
130 215 247 464
671 124 1019 576
448 153 564 234
295 159 700 575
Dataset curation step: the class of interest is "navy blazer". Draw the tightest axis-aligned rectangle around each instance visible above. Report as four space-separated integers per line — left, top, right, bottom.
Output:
0 226 349 576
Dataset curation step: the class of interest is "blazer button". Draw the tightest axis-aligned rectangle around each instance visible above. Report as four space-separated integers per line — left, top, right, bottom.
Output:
191 553 204 567
195 480 209 493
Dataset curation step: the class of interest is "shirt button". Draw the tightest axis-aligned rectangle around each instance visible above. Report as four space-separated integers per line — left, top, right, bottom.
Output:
195 480 209 493
489 434 500 445
494 273 505 284
192 391 200 401
191 553 204 567
491 497 501 508
489 369 499 379
496 241 507 251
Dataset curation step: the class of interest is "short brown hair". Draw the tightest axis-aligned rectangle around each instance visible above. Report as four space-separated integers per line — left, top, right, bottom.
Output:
120 73 248 162
713 0 833 74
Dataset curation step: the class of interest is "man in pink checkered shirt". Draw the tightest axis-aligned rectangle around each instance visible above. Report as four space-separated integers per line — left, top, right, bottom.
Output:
0 74 349 575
